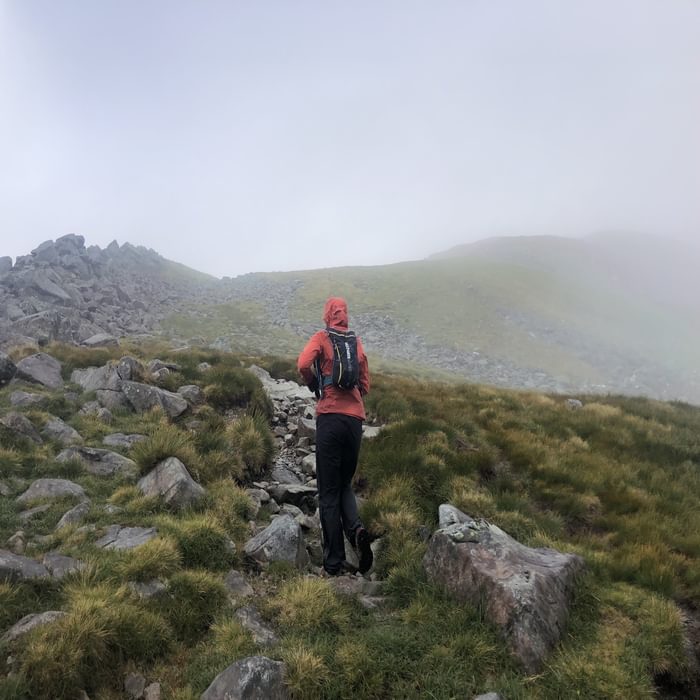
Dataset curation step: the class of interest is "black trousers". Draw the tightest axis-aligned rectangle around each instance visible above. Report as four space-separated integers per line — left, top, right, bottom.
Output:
315 413 363 573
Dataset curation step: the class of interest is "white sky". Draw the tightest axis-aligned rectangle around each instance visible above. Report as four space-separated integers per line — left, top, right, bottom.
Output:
1 0 698 277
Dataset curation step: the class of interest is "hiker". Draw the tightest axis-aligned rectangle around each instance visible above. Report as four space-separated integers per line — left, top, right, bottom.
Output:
297 297 373 576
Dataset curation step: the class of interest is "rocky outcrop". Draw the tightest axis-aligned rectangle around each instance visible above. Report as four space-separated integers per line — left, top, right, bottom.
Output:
200 656 288 700
0 412 43 444
0 550 50 581
137 457 206 510
423 505 585 673
121 381 188 417
42 417 84 445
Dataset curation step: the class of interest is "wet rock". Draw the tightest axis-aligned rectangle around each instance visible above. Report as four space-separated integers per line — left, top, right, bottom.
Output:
201 656 288 700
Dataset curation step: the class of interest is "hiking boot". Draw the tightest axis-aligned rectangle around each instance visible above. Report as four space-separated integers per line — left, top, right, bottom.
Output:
354 527 373 574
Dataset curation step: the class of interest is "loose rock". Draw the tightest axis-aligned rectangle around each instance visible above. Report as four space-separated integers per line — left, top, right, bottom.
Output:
244 515 309 569
137 457 206 510
15 352 63 389
16 478 86 504
200 656 288 700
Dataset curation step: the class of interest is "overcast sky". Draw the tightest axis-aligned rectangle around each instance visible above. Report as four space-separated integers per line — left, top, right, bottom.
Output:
1 1 698 277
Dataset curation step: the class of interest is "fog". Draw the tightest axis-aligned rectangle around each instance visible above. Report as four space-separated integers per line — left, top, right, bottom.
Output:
1 1 698 278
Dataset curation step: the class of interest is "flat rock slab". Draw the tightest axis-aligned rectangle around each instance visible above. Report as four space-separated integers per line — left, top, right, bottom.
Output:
95 525 157 550
423 504 585 673
56 446 137 477
270 463 302 485
16 478 86 504
42 552 85 579
42 417 83 445
103 433 147 449
121 380 188 417
234 605 279 646
1 611 66 644
15 353 63 389
244 514 309 569
137 457 206 510
0 549 50 581
201 655 288 700
82 333 119 347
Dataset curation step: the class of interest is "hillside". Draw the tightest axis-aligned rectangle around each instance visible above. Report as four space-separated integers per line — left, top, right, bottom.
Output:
2 233 699 404
0 343 698 698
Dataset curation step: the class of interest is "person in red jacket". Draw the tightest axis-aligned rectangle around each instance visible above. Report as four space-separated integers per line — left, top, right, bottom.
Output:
297 297 373 576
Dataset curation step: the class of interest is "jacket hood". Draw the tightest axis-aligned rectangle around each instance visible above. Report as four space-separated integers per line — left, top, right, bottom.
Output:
323 297 348 329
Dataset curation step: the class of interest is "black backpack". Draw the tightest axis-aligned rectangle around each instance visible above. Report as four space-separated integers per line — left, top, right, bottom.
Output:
316 328 359 395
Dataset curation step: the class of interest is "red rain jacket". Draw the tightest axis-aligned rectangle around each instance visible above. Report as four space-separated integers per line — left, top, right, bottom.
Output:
297 297 370 421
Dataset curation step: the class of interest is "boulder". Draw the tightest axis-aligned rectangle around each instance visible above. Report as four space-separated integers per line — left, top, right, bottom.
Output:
10 390 47 407
117 356 142 381
0 549 50 581
137 457 206 510
124 672 146 699
70 365 121 392
15 353 63 389
224 570 254 598
423 505 585 673
95 389 132 411
296 417 316 441
244 515 309 569
177 384 205 404
7 530 27 554
300 454 316 476
56 446 137 477
1 611 66 645
103 433 147 449
267 484 317 511
121 381 188 417
55 500 91 530
16 478 86 504
0 352 17 385
200 656 288 700
0 412 43 444
95 525 157 550
82 333 119 347
42 417 84 445
234 605 279 646
42 552 85 579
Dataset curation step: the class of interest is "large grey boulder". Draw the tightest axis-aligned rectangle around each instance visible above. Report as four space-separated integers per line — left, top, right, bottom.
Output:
15 353 63 389
0 549 50 581
0 352 16 385
1 611 66 644
117 356 142 381
70 364 122 392
95 388 132 411
296 417 316 441
55 500 91 530
121 381 188 417
177 384 204 404
423 505 585 673
42 417 84 445
201 656 288 700
0 412 43 444
95 525 157 550
137 457 206 510
244 515 308 569
16 478 86 504
56 446 137 477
